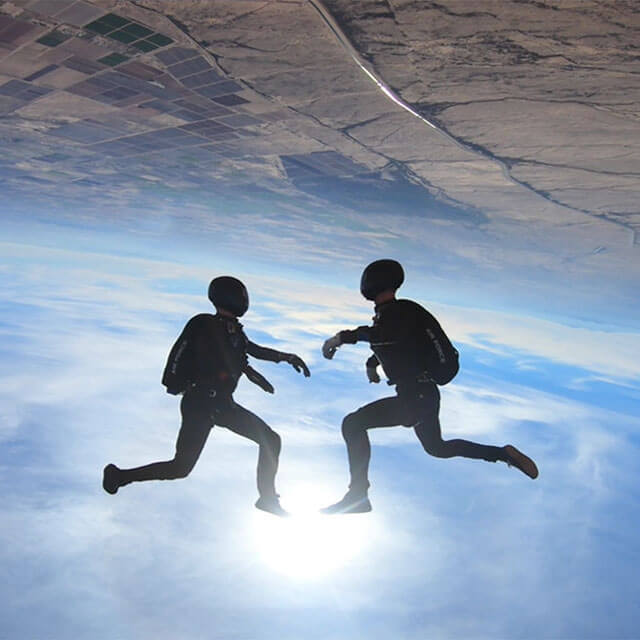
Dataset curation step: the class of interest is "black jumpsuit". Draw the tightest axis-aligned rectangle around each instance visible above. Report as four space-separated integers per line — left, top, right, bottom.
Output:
118 313 288 498
338 299 506 492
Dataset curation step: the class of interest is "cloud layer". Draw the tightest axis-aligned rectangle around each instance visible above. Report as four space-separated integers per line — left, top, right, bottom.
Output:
2 229 639 639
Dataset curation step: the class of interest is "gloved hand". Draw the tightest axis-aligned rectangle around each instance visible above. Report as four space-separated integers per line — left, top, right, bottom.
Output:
283 353 310 377
244 365 275 394
322 334 342 359
366 364 380 383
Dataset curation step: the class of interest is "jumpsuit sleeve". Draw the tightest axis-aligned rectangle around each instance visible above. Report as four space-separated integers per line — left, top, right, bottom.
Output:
244 339 278 391
338 325 371 344
244 363 274 392
246 339 286 363
365 353 380 369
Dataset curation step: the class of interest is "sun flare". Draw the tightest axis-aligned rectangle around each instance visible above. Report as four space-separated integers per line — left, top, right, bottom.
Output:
253 486 371 580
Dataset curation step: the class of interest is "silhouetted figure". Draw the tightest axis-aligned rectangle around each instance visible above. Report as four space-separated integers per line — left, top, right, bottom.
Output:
321 259 538 514
103 276 310 516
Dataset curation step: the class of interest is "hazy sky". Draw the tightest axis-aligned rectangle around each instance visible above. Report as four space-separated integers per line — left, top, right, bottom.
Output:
2 189 639 639
1 0 639 636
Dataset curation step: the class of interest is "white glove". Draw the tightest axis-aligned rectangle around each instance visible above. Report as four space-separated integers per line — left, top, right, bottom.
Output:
322 334 342 359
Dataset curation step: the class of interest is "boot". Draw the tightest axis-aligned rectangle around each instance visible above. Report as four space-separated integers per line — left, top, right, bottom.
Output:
102 463 122 494
255 494 289 517
321 488 372 514
503 445 538 479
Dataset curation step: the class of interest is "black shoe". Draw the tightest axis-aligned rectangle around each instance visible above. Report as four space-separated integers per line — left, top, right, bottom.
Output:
255 495 289 517
504 445 539 479
321 490 372 515
102 464 121 494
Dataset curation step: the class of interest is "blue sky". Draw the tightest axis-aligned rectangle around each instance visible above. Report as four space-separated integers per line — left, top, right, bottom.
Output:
1 201 639 639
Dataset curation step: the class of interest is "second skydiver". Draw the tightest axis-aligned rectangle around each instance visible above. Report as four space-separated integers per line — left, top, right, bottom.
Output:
321 259 538 514
102 276 310 517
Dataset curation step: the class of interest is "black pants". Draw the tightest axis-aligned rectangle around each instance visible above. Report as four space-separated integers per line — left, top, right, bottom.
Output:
341 382 506 492
119 387 281 498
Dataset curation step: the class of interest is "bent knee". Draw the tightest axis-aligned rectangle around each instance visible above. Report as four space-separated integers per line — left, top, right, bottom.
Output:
341 412 364 440
423 443 447 458
257 427 281 455
170 456 197 479
417 433 448 458
266 428 281 453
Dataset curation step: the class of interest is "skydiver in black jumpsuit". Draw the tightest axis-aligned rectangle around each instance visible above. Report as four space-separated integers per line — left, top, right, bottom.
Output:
321 260 538 514
102 276 310 516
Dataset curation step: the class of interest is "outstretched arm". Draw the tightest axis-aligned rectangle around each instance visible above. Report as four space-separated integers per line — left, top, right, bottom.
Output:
247 340 310 377
246 340 284 362
322 326 371 359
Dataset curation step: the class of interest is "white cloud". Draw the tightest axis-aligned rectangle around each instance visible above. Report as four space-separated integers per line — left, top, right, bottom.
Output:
2 232 640 639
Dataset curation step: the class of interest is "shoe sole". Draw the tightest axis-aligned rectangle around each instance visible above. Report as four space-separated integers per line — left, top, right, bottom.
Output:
321 498 372 515
102 464 119 494
504 445 539 479
255 500 290 517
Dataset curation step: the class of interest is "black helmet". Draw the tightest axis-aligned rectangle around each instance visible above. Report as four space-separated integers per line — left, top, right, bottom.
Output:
360 259 404 300
208 276 249 317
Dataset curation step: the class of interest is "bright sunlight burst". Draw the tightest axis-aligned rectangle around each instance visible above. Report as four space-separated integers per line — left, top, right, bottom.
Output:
253 484 372 580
